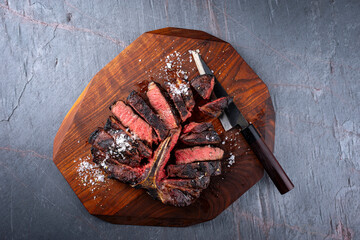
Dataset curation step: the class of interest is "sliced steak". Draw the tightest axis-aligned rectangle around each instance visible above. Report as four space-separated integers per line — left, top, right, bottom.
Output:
90 79 227 207
167 161 221 178
175 146 224 164
106 129 142 167
106 128 138 156
107 163 144 185
180 130 221 145
110 100 156 145
165 81 191 122
190 74 215 99
176 78 195 112
105 116 152 158
199 96 232 118
126 90 168 140
88 128 113 150
182 122 214 134
147 82 179 129
163 177 211 190
89 128 141 167
156 184 201 207
91 147 120 166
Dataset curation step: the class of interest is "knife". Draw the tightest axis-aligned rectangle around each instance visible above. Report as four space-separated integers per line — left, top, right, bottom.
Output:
191 51 294 194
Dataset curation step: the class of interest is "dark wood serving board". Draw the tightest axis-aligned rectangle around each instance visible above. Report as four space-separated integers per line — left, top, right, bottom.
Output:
53 27 275 227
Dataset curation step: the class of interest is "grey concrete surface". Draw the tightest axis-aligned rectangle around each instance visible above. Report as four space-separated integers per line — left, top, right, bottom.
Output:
0 0 359 239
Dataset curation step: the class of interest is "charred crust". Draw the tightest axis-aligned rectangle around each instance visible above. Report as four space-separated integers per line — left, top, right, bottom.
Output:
88 129 100 144
109 100 118 110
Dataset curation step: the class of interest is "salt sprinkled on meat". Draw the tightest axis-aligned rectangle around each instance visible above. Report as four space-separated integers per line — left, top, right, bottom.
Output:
100 159 108 169
114 132 132 152
168 82 182 95
178 81 190 94
167 81 191 96
107 130 133 159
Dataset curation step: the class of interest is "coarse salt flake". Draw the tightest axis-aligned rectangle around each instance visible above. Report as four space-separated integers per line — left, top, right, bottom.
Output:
227 154 235 167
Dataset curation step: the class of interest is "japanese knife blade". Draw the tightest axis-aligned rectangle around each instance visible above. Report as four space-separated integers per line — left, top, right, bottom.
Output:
192 51 294 194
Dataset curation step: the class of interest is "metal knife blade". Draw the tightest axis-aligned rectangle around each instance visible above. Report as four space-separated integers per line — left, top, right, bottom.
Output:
192 51 249 130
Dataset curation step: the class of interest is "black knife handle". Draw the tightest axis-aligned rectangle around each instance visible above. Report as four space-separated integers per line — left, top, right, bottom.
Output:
241 124 294 194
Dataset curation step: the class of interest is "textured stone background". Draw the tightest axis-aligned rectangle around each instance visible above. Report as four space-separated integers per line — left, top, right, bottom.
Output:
0 0 359 239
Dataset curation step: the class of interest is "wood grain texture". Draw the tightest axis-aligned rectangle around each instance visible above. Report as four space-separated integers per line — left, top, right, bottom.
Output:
53 27 275 226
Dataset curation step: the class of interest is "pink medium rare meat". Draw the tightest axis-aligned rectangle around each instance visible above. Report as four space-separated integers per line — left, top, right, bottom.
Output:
165 81 191 122
147 81 179 129
190 74 215 99
175 146 224 164
199 96 232 118
176 78 195 112
126 90 168 140
104 116 153 158
110 100 156 145
182 122 214 134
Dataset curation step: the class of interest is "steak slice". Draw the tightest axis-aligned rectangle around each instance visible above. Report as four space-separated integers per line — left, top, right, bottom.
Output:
180 130 221 145
163 177 211 190
156 183 201 207
165 81 191 122
126 90 168 140
105 116 152 158
199 96 232 118
110 100 156 145
182 122 214 134
176 78 195 112
167 161 221 178
107 163 144 185
147 82 179 129
190 74 215 99
89 128 141 167
175 146 224 164
91 147 120 166
106 129 143 167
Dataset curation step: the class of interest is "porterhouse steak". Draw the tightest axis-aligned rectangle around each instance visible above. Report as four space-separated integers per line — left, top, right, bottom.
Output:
89 75 230 207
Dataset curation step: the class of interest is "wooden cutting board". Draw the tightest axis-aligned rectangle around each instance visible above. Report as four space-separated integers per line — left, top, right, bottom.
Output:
53 27 275 227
